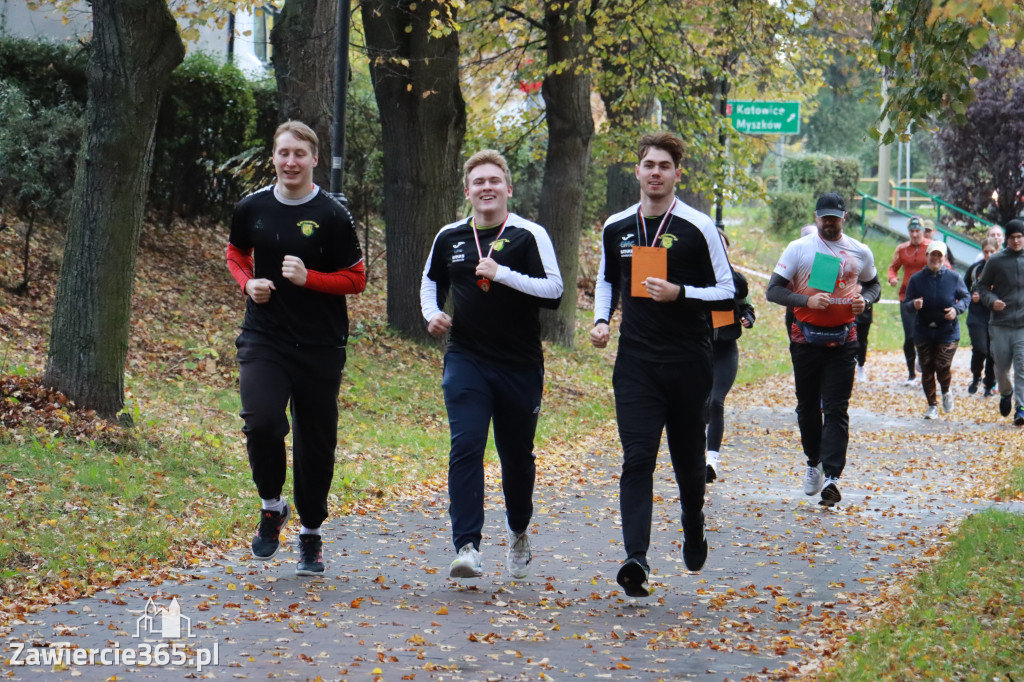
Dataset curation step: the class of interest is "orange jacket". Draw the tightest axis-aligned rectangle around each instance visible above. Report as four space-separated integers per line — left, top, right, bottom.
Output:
889 239 938 301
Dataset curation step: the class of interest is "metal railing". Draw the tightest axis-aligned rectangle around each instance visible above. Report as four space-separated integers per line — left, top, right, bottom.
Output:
855 191 981 252
891 185 994 229
855 191 913 238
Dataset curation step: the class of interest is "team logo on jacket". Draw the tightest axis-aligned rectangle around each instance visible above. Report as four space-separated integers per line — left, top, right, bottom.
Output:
298 220 319 237
491 238 510 252
659 234 678 249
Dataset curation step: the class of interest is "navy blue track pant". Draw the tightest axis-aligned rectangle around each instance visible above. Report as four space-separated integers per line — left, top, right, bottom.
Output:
236 330 345 529
613 352 711 568
442 350 542 552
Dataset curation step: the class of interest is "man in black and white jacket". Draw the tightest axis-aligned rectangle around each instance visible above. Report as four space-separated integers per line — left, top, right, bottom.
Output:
591 131 735 597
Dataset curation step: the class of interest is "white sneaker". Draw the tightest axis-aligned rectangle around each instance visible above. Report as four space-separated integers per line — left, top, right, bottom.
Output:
942 392 954 413
506 525 532 579
449 544 482 579
705 450 720 483
856 365 868 382
924 405 939 420
803 463 824 496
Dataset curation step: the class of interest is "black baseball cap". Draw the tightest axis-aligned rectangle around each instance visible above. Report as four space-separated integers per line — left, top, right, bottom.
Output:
907 216 923 231
815 192 846 218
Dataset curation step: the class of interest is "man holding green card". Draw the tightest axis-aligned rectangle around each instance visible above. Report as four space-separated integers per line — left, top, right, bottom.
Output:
766 192 881 507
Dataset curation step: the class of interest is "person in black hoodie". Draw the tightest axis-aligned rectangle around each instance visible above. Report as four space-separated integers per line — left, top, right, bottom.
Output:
903 241 969 419
963 237 999 397
705 230 755 483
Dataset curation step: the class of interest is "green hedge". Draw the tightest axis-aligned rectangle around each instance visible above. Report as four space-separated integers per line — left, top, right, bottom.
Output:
769 153 862 237
149 53 268 220
0 37 87 107
781 153 860 200
0 37 278 222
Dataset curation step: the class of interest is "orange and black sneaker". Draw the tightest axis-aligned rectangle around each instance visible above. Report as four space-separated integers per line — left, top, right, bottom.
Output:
251 504 290 560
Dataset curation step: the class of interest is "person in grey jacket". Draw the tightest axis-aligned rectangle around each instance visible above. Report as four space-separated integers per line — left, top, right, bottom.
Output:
903 241 969 420
975 218 1024 425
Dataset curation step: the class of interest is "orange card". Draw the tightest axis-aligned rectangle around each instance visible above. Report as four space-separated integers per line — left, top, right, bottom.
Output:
631 246 667 298
711 309 734 328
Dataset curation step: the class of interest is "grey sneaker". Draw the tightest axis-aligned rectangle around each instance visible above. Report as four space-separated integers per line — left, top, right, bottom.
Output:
449 544 483 579
942 392 954 413
506 525 532 579
924 404 939 420
803 463 824 496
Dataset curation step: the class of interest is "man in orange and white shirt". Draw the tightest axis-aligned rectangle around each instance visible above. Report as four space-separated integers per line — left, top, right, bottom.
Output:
766 192 881 508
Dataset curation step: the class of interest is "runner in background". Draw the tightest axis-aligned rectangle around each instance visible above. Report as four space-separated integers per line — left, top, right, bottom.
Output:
903 241 969 419
766 192 881 508
964 238 999 397
705 230 755 483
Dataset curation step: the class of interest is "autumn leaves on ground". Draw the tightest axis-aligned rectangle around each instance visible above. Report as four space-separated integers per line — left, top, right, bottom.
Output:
1 217 1022 679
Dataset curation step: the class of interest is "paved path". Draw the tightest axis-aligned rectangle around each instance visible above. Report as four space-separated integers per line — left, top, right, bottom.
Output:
2 353 1014 681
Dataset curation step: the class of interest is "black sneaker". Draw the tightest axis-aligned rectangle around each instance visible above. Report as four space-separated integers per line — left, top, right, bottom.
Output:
296 534 325 576
819 479 842 507
705 463 717 483
682 525 708 572
252 504 290 560
968 378 979 394
1015 407 1024 427
1000 393 1013 417
616 558 651 597
984 386 995 398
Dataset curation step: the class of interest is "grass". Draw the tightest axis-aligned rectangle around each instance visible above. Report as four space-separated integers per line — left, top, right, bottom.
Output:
825 509 1024 680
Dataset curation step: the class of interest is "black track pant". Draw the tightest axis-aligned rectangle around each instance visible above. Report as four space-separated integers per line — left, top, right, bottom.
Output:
706 340 738 453
790 342 857 479
967 319 995 390
900 305 918 377
614 352 711 568
236 330 346 529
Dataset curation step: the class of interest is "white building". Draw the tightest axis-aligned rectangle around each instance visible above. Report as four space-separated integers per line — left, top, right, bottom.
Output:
0 0 278 78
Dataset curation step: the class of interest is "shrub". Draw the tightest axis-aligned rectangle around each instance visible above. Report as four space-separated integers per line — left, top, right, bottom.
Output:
781 153 861 200
768 190 814 238
149 53 260 221
0 81 84 290
0 37 87 107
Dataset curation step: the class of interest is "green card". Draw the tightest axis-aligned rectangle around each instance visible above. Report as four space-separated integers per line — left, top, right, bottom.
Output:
808 252 841 292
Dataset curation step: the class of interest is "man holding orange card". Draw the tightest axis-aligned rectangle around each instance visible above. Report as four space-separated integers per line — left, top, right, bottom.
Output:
591 132 735 597
765 192 881 508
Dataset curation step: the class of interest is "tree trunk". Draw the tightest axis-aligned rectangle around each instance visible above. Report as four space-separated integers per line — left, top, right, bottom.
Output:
271 0 338 190
43 0 184 419
605 162 637 216
362 0 466 341
537 1 594 347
